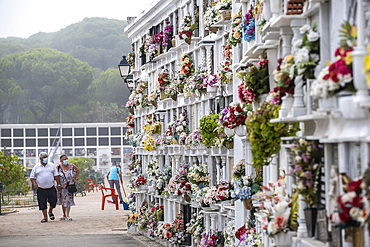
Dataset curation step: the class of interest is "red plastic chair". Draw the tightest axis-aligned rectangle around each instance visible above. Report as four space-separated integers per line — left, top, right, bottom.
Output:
100 184 119 210
91 180 98 192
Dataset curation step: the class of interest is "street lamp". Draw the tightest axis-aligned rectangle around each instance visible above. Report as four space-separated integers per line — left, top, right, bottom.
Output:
118 55 130 79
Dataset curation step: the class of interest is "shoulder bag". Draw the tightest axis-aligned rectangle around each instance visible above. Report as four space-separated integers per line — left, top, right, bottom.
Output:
59 164 77 194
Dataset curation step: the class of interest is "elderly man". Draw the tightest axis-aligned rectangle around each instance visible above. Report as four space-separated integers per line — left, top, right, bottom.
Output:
30 152 61 223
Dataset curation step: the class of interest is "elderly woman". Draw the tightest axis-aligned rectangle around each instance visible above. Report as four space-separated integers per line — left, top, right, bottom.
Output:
56 154 79 221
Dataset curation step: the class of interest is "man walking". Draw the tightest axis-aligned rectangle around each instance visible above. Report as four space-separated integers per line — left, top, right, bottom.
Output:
106 162 123 204
30 152 61 223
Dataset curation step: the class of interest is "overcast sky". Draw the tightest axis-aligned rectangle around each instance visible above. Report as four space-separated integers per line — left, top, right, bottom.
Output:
0 0 154 38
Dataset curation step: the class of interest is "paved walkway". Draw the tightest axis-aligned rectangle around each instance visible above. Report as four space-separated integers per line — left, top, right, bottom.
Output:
0 188 160 247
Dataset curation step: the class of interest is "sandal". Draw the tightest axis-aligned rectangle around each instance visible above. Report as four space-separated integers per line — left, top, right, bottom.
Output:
59 216 66 221
41 219 48 223
48 213 55 221
66 217 72 221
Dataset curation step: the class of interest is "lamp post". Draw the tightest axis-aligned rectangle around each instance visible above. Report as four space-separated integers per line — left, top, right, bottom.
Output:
118 55 131 79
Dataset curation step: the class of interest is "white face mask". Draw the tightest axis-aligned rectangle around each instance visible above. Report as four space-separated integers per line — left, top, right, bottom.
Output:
43 158 48 164
63 159 69 165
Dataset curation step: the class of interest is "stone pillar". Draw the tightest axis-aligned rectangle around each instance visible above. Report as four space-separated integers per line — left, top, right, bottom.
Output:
205 46 213 74
280 27 293 58
215 156 221 183
205 213 210 233
291 75 307 117
221 156 227 180
210 213 217 230
297 194 308 238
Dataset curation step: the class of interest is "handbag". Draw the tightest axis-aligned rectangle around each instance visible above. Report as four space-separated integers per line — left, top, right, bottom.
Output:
59 164 77 194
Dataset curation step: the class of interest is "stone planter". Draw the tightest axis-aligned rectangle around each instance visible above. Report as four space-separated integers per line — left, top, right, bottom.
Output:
272 231 296 247
224 127 235 137
235 125 246 137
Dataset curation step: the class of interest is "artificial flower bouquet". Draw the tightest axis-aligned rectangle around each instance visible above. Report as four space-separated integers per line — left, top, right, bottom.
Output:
198 230 225 247
154 222 172 240
203 180 230 205
133 175 148 187
146 160 160 185
204 4 222 28
232 159 245 181
311 21 356 99
127 52 135 68
199 114 220 148
186 212 204 241
253 0 266 34
289 139 323 206
260 173 298 236
168 110 190 140
270 55 295 104
237 59 269 104
155 166 172 195
127 212 139 228
148 88 159 107
192 185 209 204
126 115 135 128
153 31 163 45
241 5 255 42
162 21 173 49
169 213 187 244
330 177 369 228
217 54 233 85
293 23 320 80
219 102 253 129
231 175 262 201
165 77 184 100
178 14 198 42
138 200 149 230
188 73 208 96
158 69 171 91
237 227 263 247
227 9 242 47
127 192 136 212
143 134 155 151
185 129 203 148
180 53 195 78
224 220 236 247
145 36 157 59
188 162 210 186
214 135 234 149
203 74 219 88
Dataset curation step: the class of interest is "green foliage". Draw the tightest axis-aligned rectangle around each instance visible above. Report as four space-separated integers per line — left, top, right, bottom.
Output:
288 191 299 231
237 61 269 98
0 48 93 123
68 157 95 192
246 102 299 168
199 114 219 148
0 149 27 191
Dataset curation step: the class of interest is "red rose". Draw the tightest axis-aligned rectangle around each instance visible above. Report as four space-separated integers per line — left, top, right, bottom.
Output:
240 115 246 122
274 215 287 229
235 106 242 112
339 211 351 222
352 195 363 208
348 179 362 192
186 31 192 37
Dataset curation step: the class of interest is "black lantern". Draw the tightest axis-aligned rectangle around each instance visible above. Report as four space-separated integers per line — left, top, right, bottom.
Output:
118 55 130 79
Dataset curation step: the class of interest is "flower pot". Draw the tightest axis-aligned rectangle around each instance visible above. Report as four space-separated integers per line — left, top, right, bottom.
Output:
224 127 235 137
183 194 191 202
172 37 176 48
157 44 162 56
243 198 252 210
140 55 146 66
304 207 318 238
235 125 247 137
208 26 218 34
221 10 231 20
185 37 191 45
160 90 166 100
171 94 178 101
272 231 296 247
223 141 234 150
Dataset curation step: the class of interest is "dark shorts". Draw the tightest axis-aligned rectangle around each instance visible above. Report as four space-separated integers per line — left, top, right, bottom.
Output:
37 186 57 210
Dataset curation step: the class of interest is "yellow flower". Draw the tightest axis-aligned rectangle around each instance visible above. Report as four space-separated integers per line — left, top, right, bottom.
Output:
285 54 294 63
344 52 353 65
232 13 238 19
233 31 241 40
364 46 370 87
351 25 357 39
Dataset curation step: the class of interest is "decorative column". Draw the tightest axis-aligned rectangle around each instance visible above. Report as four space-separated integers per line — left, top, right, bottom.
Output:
205 46 213 74
205 213 210 233
210 213 217 230
291 75 307 117
297 194 308 238
171 156 176 176
269 154 278 182
175 155 181 172
280 27 293 58
215 156 221 183
353 0 370 103
221 156 227 180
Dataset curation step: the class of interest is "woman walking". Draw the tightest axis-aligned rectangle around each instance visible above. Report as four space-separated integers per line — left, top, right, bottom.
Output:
57 154 80 221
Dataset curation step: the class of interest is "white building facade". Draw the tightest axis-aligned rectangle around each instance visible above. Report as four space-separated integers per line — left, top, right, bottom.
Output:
124 0 370 247
0 122 132 175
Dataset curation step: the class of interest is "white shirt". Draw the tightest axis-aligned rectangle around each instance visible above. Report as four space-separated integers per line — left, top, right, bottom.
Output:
30 162 58 189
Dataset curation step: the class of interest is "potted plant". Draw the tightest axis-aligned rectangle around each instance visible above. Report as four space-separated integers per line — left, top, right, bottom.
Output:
199 114 219 148
179 13 198 44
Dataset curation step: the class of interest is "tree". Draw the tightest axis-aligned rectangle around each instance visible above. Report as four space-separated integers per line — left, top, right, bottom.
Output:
68 157 94 192
0 48 94 123
0 149 27 191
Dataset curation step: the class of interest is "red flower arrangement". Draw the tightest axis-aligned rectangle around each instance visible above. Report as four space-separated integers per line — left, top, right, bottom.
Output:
134 175 147 187
126 114 135 128
158 69 171 91
235 224 248 240
330 177 368 228
219 102 253 129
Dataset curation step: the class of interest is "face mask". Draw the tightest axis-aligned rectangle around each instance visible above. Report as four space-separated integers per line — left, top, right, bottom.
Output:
43 158 48 164
63 159 69 165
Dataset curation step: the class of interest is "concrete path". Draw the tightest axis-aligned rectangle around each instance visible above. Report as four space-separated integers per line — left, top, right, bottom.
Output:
0 189 151 246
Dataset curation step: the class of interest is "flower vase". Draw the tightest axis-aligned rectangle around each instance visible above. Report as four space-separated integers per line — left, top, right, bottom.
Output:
151 100 157 107
304 207 318 238
185 37 191 45
221 10 231 20
235 125 247 137
157 44 162 56
129 108 134 115
243 198 252 210
272 231 296 247
171 94 178 101
270 0 281 19
317 96 338 113
224 127 235 137
172 36 176 48
345 226 364 247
